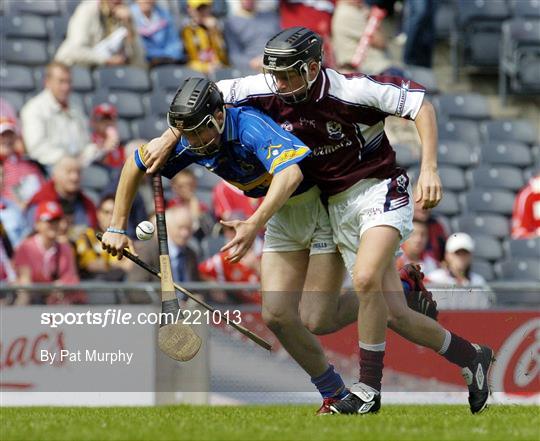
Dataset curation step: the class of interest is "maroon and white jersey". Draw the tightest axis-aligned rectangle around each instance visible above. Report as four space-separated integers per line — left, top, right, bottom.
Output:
218 68 426 195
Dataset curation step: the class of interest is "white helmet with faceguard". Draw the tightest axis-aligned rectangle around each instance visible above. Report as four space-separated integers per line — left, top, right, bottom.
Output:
262 27 323 103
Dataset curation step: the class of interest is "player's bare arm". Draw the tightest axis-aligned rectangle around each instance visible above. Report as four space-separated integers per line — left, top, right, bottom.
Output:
414 100 442 210
143 127 182 174
221 164 304 263
101 154 143 258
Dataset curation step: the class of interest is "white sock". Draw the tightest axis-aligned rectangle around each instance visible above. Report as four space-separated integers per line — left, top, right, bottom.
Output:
438 329 452 355
359 341 386 352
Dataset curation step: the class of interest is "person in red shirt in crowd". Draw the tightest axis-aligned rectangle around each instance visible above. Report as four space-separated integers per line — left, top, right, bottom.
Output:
90 103 125 168
396 219 439 275
27 155 98 235
167 168 213 239
13 201 85 305
512 173 540 239
198 211 262 304
0 117 46 209
413 197 448 262
212 180 261 222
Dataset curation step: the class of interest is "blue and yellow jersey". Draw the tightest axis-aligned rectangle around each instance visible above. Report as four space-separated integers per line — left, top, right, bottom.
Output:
135 107 313 198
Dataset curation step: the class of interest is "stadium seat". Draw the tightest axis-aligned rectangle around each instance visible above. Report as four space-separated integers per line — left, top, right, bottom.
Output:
497 258 540 281
470 165 525 191
150 65 203 91
71 66 94 93
211 67 244 82
395 144 419 168
65 0 82 15
434 93 490 121
473 235 503 261
438 165 468 192
1 39 49 66
149 90 176 116
403 66 439 94
131 117 168 139
435 0 454 40
47 16 69 47
453 214 510 239
451 0 510 78
431 191 460 216
201 236 226 259
81 164 111 193
96 67 151 92
117 119 133 142
507 238 540 259
0 65 34 91
192 166 224 190
3 15 49 40
438 141 478 167
509 0 540 18
438 120 481 147
480 119 537 145
0 91 26 113
463 189 515 216
480 142 532 167
69 92 86 112
9 0 61 16
195 188 213 209
471 259 495 282
89 91 145 119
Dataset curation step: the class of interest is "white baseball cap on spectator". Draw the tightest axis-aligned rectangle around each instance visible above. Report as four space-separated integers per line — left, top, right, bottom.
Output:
446 233 475 254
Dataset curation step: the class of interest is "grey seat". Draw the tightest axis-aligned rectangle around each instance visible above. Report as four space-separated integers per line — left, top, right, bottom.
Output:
150 65 203 91
470 165 525 191
71 66 94 93
10 0 61 16
453 214 510 239
47 16 69 46
498 259 540 281
4 14 49 39
510 0 540 17
438 120 481 147
463 189 515 216
89 91 145 119
404 66 439 94
0 65 34 91
1 39 49 66
438 141 478 167
132 117 168 140
395 144 419 168
201 236 226 259
480 119 537 146
117 119 132 143
480 142 532 167
149 90 176 116
211 67 244 82
81 164 111 192
507 238 540 259
1 91 25 112
438 165 468 192
473 235 503 261
432 191 460 216
96 67 151 92
434 93 490 121
195 188 213 209
471 259 495 282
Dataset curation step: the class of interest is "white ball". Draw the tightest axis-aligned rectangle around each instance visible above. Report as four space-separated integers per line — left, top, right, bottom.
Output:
136 221 155 240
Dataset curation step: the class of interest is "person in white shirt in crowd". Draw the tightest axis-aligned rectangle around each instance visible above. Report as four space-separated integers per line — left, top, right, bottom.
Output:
427 233 494 309
20 62 96 168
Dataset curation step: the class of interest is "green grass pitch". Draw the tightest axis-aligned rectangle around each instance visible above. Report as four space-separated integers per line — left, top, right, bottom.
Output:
1 405 538 441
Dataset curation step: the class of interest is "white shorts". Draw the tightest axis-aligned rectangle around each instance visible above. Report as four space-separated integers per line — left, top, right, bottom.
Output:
328 172 414 273
264 186 337 255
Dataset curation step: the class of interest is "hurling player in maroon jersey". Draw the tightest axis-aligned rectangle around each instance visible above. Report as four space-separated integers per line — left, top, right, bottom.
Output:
142 27 494 415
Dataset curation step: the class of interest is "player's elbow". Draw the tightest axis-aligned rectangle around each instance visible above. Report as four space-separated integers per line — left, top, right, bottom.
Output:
286 165 304 189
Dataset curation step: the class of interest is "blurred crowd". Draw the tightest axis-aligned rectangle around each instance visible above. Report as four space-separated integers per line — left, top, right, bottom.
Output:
1 0 538 306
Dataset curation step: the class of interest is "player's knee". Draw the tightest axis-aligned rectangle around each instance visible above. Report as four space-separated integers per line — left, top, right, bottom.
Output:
301 312 334 335
352 270 382 295
262 308 297 334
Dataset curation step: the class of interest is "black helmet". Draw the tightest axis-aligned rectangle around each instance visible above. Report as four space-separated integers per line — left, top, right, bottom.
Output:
168 77 224 130
263 27 323 72
167 77 226 155
262 27 323 103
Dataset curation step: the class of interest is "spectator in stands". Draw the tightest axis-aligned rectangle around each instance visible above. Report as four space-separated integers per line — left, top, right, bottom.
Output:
168 168 213 240
20 62 97 168
0 99 24 155
14 201 85 305
27 156 98 237
127 206 200 288
76 194 132 280
90 103 125 169
224 0 280 72
413 198 448 262
0 220 16 287
212 180 260 222
182 0 229 74
56 0 146 68
199 211 261 304
0 197 30 248
332 0 396 74
511 172 540 239
396 219 439 274
130 0 185 66
0 117 45 208
402 0 436 68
